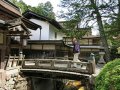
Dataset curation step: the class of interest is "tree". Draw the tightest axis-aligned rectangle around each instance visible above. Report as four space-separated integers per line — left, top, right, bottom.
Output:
43 1 55 19
33 1 55 19
60 20 89 39
18 0 29 13
103 0 120 45
102 0 120 60
59 0 120 61
104 21 120 47
90 0 111 61
9 0 17 4
9 0 55 19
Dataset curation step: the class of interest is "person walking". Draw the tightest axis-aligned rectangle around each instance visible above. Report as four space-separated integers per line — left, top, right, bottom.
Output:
72 38 81 67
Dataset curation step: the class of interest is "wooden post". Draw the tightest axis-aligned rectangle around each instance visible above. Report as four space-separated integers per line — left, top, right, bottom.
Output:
67 61 71 68
21 55 25 67
0 48 6 69
12 54 16 67
51 60 54 68
8 55 12 68
35 60 39 67
22 60 26 68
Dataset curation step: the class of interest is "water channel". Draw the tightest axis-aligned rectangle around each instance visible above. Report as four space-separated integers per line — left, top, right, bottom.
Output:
30 78 90 90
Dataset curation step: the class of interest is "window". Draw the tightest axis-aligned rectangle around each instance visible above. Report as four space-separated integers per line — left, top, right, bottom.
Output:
55 32 57 39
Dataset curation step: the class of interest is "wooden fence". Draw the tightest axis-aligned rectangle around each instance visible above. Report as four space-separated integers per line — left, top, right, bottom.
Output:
5 55 25 70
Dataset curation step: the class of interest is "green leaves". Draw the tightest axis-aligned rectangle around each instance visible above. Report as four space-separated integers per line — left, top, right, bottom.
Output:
61 20 88 39
9 0 55 19
95 59 120 90
104 14 120 47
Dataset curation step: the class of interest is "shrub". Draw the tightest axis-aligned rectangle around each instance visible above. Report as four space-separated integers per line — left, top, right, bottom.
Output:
95 59 120 90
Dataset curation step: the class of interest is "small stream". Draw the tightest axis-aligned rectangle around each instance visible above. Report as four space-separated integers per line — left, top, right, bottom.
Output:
31 78 87 90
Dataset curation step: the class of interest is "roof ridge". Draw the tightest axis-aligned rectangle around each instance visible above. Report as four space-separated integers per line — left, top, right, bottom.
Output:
23 10 63 29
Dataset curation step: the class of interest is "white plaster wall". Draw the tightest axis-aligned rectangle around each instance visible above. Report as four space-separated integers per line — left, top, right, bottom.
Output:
49 26 55 40
29 19 49 40
49 24 66 40
56 32 66 40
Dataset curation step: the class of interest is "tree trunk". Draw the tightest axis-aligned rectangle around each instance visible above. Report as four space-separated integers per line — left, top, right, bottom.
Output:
90 0 111 61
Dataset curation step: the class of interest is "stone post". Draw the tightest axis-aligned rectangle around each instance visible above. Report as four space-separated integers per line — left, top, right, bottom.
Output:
98 52 106 64
90 53 96 74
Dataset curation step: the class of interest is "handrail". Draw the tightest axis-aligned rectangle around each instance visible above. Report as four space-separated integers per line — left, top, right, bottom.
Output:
5 54 25 70
21 59 95 74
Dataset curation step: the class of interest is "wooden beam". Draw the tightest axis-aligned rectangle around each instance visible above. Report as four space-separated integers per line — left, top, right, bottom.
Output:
0 0 21 17
8 31 24 34
7 34 30 36
21 69 90 80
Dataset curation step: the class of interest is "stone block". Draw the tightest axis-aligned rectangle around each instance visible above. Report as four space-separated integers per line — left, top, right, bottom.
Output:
6 74 11 81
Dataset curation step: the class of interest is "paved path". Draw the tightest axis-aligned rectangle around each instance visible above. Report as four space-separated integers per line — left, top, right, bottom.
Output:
93 64 105 77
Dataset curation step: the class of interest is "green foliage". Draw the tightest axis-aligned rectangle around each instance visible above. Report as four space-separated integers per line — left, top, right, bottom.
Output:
110 46 120 60
18 0 28 13
31 1 55 19
9 0 55 19
9 0 17 4
104 15 120 47
59 0 120 41
95 59 120 90
61 20 88 39
59 0 90 39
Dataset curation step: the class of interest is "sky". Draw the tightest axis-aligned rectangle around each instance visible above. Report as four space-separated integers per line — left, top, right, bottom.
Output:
21 0 61 14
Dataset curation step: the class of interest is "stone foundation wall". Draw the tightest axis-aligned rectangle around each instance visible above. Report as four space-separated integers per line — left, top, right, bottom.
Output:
0 68 31 90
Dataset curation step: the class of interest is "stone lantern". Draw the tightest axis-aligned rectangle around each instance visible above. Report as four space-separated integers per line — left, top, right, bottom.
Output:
98 52 106 64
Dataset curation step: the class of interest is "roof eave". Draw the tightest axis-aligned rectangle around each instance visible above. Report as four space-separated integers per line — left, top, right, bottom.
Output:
22 17 41 30
23 11 63 30
0 0 21 17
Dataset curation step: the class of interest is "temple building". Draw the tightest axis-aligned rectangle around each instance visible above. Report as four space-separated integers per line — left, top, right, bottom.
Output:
23 11 104 60
0 0 104 69
23 11 66 58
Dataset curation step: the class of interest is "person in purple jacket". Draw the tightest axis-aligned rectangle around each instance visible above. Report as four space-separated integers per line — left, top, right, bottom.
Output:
72 38 81 67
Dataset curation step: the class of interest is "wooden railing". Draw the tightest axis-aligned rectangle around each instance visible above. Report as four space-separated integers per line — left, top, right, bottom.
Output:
5 55 25 70
22 59 95 74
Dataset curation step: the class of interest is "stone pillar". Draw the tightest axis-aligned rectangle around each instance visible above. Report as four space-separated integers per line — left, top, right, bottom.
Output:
90 53 96 74
98 52 106 64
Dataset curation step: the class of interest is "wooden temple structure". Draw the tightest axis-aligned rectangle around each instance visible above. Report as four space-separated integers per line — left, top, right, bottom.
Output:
22 11 104 60
0 0 40 85
23 30 104 60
